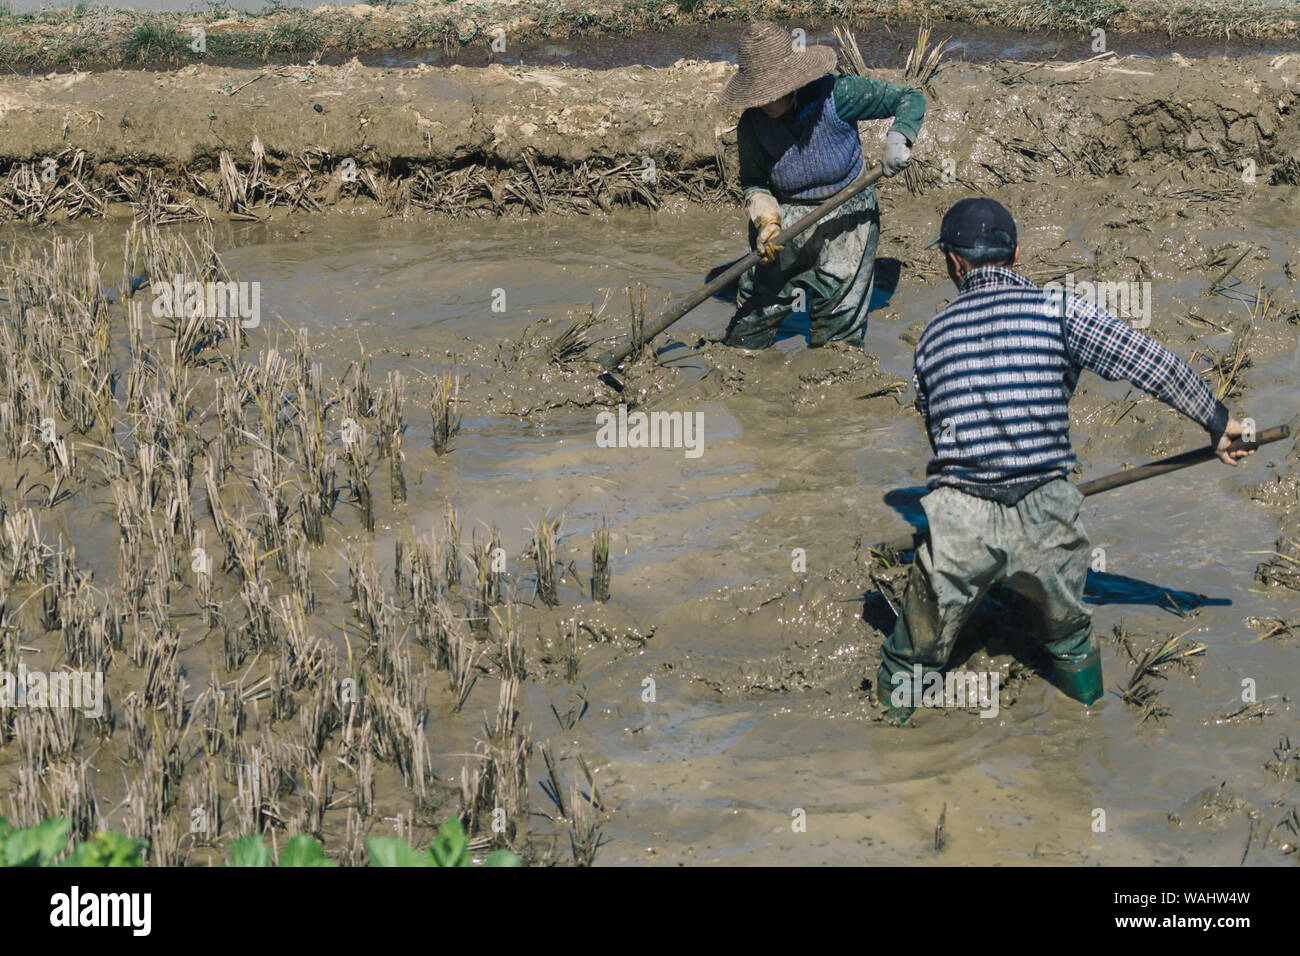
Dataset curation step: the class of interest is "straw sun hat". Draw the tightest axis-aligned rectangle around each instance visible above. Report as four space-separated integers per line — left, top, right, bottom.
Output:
717 21 838 112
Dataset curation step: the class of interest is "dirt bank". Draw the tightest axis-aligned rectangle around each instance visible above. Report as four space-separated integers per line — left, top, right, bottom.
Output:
1 32 1299 867
1 0 1296 74
2 50 1298 225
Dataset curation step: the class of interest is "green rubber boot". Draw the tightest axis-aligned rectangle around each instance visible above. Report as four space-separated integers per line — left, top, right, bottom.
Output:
888 704 915 725
1049 646 1103 705
883 676 915 728
876 662 916 725
877 614 921 725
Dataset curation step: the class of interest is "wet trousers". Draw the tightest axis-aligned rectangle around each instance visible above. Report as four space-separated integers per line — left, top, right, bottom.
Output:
724 187 880 349
877 480 1097 699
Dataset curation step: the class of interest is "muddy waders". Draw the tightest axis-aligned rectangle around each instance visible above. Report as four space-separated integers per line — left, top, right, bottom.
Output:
724 187 880 349
876 480 1104 723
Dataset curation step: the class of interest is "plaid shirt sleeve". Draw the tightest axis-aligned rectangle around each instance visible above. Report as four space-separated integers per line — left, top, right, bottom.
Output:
1061 294 1229 439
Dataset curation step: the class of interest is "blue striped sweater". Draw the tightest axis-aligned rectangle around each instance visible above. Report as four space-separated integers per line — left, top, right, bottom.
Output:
748 76 863 202
913 266 1229 503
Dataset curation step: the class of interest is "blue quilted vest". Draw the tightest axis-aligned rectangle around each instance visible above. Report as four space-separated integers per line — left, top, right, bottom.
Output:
748 76 863 202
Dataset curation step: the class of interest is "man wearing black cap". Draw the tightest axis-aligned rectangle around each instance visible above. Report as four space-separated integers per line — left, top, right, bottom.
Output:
877 197 1254 722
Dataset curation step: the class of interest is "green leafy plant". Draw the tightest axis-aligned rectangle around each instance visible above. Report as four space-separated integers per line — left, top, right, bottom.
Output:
366 816 521 867
225 832 338 867
61 830 147 867
0 817 71 867
277 834 337 867
0 818 145 867
2 816 519 867
226 833 275 867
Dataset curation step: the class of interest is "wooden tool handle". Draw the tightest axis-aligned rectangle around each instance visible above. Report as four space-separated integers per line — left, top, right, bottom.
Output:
872 423 1292 555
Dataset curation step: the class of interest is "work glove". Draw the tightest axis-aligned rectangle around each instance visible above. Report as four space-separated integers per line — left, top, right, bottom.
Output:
882 130 912 177
747 191 784 264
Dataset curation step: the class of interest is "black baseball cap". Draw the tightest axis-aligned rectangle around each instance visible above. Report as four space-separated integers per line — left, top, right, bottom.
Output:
924 197 1017 255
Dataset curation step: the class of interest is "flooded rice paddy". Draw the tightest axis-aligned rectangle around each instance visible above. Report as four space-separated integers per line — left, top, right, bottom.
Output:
2 180 1296 865
0 26 1298 865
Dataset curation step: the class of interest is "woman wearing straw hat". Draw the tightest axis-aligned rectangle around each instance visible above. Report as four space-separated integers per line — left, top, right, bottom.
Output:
719 21 925 349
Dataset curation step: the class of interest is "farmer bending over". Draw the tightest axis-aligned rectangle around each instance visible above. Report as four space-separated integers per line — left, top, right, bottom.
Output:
718 21 925 349
879 198 1254 722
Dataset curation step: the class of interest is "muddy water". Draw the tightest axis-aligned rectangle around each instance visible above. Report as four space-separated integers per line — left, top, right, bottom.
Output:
369 20 1297 71
9 174 1299 864
176 188 1298 864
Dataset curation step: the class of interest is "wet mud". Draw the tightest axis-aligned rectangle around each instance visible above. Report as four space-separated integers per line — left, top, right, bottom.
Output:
3 52 1300 224
0 42 1298 866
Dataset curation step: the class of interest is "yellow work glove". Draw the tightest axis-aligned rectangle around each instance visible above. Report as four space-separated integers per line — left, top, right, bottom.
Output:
755 213 783 263
747 192 784 264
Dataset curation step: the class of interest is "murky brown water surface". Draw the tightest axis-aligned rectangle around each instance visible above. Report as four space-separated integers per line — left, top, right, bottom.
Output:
4 173 1299 864
368 19 1297 70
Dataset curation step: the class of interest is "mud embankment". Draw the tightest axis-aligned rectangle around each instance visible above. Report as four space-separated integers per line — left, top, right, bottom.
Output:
1 52 1298 225
1 0 1296 73
2 46 1300 866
